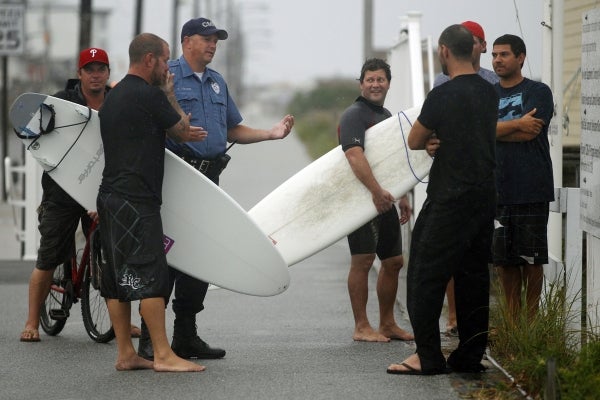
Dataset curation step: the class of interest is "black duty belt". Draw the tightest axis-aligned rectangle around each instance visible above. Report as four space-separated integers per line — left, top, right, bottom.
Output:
179 143 235 178
181 155 214 174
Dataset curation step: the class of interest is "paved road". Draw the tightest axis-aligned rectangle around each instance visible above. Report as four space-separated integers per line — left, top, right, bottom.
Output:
0 107 501 400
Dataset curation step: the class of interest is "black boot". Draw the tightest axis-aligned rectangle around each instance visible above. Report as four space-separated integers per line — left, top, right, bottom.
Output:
137 319 154 361
171 314 226 359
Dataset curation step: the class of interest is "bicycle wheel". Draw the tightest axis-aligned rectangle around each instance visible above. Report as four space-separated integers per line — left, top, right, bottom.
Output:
81 228 115 343
39 262 68 336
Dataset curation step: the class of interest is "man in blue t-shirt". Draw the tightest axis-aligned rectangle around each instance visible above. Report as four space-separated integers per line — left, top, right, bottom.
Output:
138 18 294 361
491 34 554 321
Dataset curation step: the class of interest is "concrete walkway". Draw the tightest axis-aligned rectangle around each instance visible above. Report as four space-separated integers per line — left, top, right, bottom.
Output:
0 107 504 399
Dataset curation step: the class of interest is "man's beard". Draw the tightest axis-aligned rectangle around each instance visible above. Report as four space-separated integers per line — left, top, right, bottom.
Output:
150 69 164 86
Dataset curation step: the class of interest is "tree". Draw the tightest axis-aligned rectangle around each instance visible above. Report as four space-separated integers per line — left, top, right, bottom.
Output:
287 78 358 158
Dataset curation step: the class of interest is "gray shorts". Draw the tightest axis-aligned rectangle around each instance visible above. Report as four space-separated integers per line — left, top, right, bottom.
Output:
97 192 170 302
492 203 549 266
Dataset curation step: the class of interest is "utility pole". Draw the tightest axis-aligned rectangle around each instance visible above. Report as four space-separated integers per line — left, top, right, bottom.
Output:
79 0 92 49
363 0 373 60
171 0 180 58
134 0 143 36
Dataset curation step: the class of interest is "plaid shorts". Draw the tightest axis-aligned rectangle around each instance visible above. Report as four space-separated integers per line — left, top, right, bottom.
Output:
492 203 549 266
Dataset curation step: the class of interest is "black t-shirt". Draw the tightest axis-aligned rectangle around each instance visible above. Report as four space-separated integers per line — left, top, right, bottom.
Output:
338 96 392 151
98 74 181 206
418 74 498 203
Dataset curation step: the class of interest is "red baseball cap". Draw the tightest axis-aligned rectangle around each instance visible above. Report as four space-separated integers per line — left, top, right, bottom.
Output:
461 21 485 41
78 47 109 69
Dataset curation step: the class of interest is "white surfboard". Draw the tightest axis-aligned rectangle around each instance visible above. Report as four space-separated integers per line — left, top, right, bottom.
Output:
10 93 290 297
248 106 432 266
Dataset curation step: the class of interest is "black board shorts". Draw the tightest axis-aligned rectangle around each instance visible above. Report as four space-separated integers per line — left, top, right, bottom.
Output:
97 192 170 302
347 207 402 260
36 200 90 270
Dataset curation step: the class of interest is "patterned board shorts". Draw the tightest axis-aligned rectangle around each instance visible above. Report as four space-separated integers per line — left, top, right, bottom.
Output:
97 192 170 301
492 202 549 266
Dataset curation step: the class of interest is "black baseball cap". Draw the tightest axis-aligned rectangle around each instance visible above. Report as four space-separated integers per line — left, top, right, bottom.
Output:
180 18 228 42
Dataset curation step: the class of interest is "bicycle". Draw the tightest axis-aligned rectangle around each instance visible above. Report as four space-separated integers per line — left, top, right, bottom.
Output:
39 219 115 343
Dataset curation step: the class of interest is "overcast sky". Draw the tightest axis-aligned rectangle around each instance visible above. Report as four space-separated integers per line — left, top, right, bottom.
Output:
105 0 546 86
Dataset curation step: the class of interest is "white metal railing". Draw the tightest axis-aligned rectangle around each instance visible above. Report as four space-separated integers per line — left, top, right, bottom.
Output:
4 154 42 260
4 157 26 242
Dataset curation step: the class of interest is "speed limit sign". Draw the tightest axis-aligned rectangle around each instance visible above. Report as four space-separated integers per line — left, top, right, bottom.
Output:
0 4 24 55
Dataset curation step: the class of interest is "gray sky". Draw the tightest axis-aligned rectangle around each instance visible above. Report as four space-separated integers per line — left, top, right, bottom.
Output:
106 0 545 86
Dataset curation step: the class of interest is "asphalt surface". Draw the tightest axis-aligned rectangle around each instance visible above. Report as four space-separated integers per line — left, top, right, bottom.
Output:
0 106 506 400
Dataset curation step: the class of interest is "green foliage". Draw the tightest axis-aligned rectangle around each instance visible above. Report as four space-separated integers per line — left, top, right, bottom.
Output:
489 275 600 399
293 111 338 159
558 339 600 400
287 79 358 159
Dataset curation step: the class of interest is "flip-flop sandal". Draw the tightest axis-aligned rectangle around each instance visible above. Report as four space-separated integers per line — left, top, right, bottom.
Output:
20 329 41 342
388 334 415 341
386 362 425 375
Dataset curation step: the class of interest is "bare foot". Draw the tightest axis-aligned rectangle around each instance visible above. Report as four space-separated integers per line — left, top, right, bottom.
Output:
379 326 414 341
387 353 421 373
444 325 458 337
153 353 206 372
353 327 390 342
115 354 154 371
20 328 41 342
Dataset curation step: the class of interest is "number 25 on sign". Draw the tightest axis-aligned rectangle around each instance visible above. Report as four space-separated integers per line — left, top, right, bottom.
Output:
0 4 24 55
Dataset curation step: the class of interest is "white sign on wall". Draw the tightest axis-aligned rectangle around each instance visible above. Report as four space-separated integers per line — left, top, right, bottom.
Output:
0 3 24 55
580 8 600 237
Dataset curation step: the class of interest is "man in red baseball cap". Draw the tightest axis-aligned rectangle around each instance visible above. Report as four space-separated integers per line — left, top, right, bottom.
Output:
461 21 485 46
433 20 498 87
75 47 111 110
20 47 141 343
78 47 110 68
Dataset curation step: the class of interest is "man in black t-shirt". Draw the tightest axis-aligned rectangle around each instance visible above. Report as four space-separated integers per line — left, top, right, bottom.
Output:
387 25 498 376
98 33 206 373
